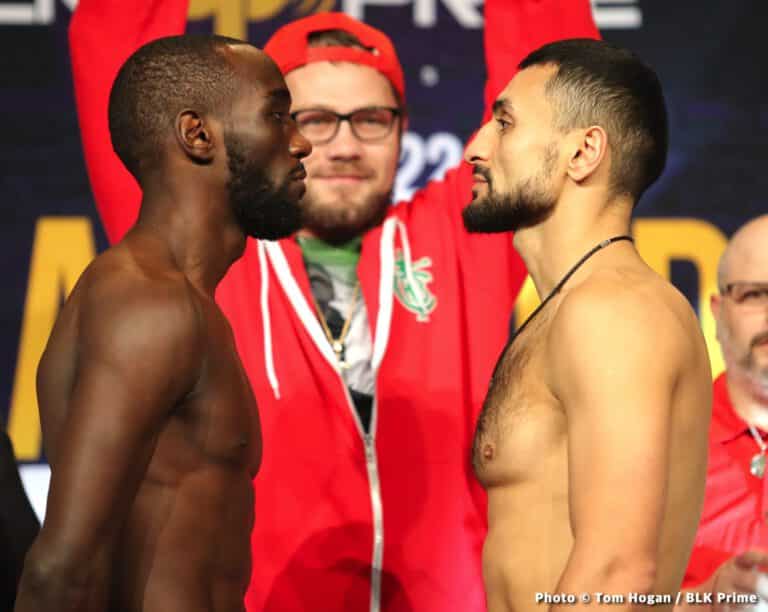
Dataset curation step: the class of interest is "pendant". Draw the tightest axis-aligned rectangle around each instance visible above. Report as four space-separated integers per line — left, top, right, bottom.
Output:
332 340 350 371
751 452 766 478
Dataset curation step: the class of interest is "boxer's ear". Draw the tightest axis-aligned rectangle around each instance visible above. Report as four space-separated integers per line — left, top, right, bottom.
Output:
176 110 215 164
566 125 607 183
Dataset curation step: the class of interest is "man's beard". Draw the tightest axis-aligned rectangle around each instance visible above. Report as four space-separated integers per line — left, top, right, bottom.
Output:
722 325 768 395
225 134 302 240
736 330 768 389
462 145 558 234
299 162 391 245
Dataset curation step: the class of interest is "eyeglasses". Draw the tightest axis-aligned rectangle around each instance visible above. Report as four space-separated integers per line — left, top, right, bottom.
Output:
290 107 401 145
720 282 768 309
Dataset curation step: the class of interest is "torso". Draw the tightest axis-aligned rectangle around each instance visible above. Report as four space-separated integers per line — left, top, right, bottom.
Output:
37 242 261 612
473 264 711 612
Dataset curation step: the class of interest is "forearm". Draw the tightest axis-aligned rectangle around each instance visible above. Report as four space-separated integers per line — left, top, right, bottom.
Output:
14 544 106 612
551 550 657 612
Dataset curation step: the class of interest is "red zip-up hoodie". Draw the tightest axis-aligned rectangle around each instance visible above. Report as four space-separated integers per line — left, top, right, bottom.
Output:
69 2 599 609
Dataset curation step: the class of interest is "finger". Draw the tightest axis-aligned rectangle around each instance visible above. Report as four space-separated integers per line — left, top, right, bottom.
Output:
734 552 768 570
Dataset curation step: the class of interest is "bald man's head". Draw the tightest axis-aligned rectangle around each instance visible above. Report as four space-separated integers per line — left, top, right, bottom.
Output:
718 215 768 288
712 215 768 391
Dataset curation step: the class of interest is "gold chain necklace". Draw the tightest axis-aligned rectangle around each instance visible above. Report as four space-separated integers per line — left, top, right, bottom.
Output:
312 283 360 370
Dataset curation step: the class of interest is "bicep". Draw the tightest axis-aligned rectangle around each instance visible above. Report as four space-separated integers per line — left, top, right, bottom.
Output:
40 358 171 564
553 298 680 556
37 293 200 568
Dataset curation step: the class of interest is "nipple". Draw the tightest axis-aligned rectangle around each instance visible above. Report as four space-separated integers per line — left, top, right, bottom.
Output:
482 444 495 461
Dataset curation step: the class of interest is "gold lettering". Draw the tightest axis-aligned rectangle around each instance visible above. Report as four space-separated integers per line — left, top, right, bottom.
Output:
634 218 726 377
188 0 290 39
9 218 96 460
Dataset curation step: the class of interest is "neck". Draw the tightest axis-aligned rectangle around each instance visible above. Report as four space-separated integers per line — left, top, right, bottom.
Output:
132 174 245 296
513 193 634 298
726 369 768 430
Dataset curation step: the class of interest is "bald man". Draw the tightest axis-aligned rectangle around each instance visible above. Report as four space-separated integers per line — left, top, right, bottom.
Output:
678 215 768 610
14 35 309 612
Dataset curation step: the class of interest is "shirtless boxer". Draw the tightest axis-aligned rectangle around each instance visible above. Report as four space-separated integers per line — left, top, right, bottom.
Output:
14 35 310 612
463 39 712 612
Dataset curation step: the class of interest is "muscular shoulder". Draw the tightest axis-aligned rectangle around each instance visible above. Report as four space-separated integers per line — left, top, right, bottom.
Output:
547 270 704 400
76 250 204 382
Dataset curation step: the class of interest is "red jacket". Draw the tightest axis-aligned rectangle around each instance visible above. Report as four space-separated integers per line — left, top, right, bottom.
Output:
69 2 599 609
683 373 768 588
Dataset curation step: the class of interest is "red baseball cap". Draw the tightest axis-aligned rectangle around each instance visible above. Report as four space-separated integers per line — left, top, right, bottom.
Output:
264 12 406 104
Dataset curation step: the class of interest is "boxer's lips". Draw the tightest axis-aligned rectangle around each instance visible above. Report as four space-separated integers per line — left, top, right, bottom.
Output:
290 165 307 181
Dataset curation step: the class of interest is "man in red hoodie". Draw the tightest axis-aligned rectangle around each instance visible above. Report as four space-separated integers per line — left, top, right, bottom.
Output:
68 2 600 610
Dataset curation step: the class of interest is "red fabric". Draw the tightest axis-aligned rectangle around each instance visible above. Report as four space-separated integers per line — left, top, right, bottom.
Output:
483 0 600 121
68 0 189 245
69 1 598 609
682 373 768 588
264 12 406 104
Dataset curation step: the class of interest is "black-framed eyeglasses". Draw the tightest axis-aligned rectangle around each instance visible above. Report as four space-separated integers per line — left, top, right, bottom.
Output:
290 107 402 144
720 281 768 308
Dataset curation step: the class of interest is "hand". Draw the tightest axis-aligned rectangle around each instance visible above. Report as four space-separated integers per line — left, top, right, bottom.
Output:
712 551 768 610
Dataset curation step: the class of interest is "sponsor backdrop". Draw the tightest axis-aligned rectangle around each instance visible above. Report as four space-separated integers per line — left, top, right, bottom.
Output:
1 0 766 517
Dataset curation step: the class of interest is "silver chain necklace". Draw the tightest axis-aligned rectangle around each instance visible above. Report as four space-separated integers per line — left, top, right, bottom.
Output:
748 424 767 478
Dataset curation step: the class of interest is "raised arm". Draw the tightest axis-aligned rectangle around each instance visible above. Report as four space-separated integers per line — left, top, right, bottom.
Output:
69 0 188 244
14 284 201 612
548 286 692 607
483 0 600 119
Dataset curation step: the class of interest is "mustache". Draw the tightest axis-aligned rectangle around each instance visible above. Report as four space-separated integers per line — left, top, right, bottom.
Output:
313 162 375 178
472 165 492 182
752 330 768 349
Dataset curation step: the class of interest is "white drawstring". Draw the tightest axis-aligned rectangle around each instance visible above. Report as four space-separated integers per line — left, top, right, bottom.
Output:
395 219 428 314
257 240 281 400
258 218 401 396
371 218 397 372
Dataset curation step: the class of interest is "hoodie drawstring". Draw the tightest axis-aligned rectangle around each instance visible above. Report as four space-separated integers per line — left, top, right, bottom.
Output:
257 240 281 400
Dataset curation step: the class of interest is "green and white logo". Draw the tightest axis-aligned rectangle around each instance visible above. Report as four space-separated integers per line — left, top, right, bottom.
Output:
393 250 437 322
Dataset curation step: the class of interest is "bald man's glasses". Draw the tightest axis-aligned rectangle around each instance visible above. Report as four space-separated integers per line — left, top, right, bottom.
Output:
720 282 768 309
291 107 401 145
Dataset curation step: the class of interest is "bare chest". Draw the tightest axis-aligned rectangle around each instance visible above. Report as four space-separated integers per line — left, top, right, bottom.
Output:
472 309 566 488
160 303 262 478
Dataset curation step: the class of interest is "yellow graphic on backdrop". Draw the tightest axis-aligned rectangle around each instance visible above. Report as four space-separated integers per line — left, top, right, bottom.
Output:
513 218 728 377
188 0 335 39
9 218 96 460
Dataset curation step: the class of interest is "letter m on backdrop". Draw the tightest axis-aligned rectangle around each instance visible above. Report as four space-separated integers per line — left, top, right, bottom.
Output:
9 217 95 460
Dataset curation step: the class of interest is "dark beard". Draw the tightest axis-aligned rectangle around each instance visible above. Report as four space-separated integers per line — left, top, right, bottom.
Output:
462 179 556 233
463 145 558 233
225 134 302 240
299 189 391 245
